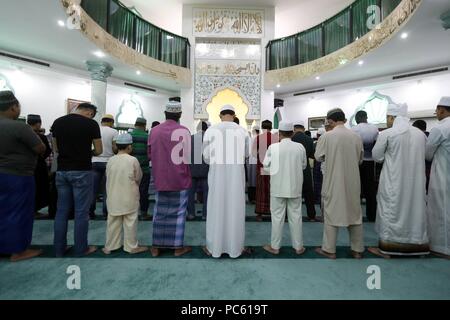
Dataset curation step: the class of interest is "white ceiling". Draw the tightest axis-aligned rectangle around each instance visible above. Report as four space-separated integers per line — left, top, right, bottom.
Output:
121 0 353 38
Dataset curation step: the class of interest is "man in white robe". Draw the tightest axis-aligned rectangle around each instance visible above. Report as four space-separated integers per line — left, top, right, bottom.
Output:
426 97 450 259
262 121 307 255
369 103 429 258
314 108 365 259
203 105 250 258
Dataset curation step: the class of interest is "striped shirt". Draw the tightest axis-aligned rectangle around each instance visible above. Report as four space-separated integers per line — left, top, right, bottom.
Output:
130 128 149 174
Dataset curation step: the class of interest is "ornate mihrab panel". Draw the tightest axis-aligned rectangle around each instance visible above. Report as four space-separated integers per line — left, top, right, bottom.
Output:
265 0 422 88
194 40 262 120
193 8 264 38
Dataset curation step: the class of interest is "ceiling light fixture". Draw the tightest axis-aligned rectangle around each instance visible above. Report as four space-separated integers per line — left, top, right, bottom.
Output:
358 60 364 66
58 20 65 27
93 51 105 58
276 84 281 88
136 70 141 75
401 32 408 39
315 76 320 80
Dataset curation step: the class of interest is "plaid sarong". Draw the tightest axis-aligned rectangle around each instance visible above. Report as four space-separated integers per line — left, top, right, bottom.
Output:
152 190 189 249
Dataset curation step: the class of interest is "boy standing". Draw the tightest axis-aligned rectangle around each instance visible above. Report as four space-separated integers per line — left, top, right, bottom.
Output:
103 133 148 254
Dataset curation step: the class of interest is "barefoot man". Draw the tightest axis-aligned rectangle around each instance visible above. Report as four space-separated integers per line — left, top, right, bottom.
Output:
314 108 365 259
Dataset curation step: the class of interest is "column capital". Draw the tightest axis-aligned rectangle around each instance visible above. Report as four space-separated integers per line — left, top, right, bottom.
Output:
86 61 113 82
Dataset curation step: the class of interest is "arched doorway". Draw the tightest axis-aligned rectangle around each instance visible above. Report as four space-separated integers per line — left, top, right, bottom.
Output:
205 87 249 128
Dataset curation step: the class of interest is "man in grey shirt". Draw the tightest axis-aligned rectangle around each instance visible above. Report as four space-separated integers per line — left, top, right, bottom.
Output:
352 110 379 222
0 91 45 262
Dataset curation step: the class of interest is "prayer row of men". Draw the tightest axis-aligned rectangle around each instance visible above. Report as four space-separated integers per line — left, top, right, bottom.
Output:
0 90 449 262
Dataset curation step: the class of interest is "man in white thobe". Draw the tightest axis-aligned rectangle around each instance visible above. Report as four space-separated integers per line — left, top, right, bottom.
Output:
426 97 450 259
203 105 250 258
314 108 365 259
369 103 429 258
262 121 307 255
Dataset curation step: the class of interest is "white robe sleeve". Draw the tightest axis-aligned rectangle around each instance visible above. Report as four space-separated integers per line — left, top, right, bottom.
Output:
300 145 307 170
262 145 271 175
372 132 388 163
314 136 326 162
425 127 443 161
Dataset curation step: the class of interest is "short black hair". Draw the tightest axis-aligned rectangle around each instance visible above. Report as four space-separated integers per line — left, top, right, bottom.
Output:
279 130 293 137
77 103 97 112
0 91 19 111
117 144 131 151
294 124 305 130
355 110 368 124
165 111 181 122
305 130 311 137
201 121 208 131
327 110 346 122
262 120 272 130
234 117 240 125
151 121 160 128
412 120 427 132
220 109 235 116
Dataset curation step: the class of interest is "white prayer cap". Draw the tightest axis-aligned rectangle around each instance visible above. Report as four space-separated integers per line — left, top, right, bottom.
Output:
387 102 408 117
294 120 305 127
165 101 182 113
220 104 235 113
438 96 450 107
279 121 294 131
115 133 133 145
317 127 326 135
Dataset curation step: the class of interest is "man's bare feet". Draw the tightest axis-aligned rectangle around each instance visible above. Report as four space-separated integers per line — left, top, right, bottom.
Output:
315 247 336 259
262 245 279 255
10 249 43 262
202 246 212 256
351 250 364 259
174 246 192 257
84 246 97 256
295 247 306 255
241 247 254 255
102 248 111 255
368 247 391 259
130 246 148 254
150 247 160 257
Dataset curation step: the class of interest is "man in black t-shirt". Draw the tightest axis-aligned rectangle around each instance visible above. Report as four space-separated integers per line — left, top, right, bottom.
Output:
51 103 103 257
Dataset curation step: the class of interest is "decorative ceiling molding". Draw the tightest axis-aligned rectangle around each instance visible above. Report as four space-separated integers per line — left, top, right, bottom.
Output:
61 0 191 88
264 0 422 89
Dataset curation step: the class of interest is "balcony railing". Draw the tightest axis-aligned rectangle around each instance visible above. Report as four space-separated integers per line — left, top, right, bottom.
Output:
81 0 190 68
266 0 402 70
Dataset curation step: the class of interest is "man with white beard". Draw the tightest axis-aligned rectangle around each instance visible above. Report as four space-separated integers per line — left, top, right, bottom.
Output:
202 105 250 258
369 103 429 258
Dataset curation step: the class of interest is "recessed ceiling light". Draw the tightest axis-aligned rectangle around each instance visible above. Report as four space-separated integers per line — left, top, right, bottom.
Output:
315 76 320 80
93 50 105 58
136 70 141 75
58 20 65 27
401 32 408 39
276 84 281 88
358 60 364 66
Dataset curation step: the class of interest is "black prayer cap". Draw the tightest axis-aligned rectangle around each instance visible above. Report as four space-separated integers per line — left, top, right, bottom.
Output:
27 114 42 125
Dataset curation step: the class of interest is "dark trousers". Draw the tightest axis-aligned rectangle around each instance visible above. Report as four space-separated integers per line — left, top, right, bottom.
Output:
302 172 316 219
248 187 256 202
187 178 208 218
139 172 150 215
90 162 107 217
360 161 377 222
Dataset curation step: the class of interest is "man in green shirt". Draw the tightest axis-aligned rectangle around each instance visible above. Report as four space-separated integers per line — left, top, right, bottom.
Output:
130 117 151 219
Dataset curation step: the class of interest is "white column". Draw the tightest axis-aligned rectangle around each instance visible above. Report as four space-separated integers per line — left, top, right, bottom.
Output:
86 61 113 122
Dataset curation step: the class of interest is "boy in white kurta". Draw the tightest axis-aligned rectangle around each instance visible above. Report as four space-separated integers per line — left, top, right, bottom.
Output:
262 121 307 255
103 133 148 255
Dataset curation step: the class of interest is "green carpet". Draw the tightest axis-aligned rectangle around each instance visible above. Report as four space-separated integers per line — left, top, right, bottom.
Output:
27 245 437 260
